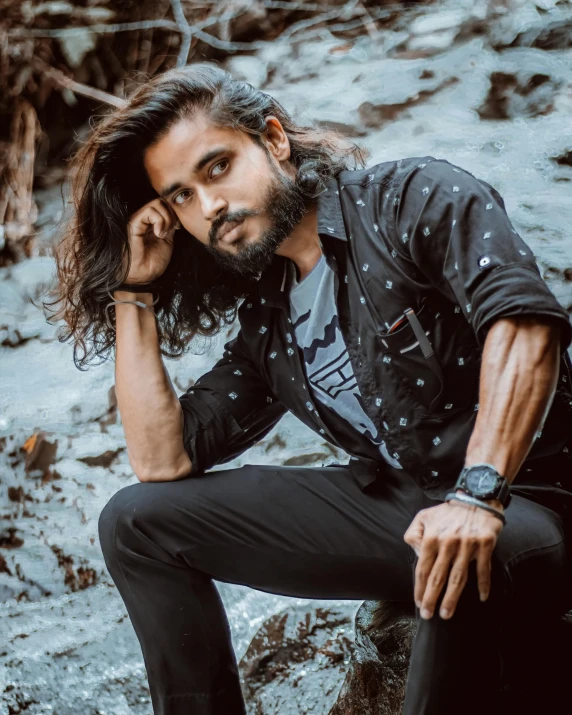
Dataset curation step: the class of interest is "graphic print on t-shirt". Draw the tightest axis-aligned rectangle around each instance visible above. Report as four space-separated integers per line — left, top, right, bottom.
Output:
288 254 402 469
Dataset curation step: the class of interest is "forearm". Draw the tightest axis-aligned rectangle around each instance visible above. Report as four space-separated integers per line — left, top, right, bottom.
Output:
464 317 561 489
113 291 192 481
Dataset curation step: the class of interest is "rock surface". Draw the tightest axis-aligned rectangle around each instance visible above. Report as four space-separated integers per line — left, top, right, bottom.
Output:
328 601 415 715
239 602 356 715
1 0 572 712
240 599 572 715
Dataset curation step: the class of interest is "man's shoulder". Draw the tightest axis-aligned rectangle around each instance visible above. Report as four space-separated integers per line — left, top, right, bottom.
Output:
337 155 439 188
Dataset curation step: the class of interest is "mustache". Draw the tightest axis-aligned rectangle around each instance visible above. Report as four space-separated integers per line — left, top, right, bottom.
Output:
209 163 315 246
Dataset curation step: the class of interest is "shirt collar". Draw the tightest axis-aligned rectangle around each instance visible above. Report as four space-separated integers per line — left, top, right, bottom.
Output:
255 175 347 308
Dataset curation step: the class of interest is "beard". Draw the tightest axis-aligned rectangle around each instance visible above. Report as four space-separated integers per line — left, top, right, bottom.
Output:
203 160 315 281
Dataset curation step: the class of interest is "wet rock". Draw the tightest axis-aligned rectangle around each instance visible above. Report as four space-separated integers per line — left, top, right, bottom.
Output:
49 543 99 592
552 148 572 167
329 601 572 715
0 552 12 574
0 527 25 549
329 601 415 715
486 1 547 49
478 49 566 119
239 602 355 715
98 384 119 432
21 430 59 475
7 255 56 301
512 17 572 50
7 485 34 503
406 7 488 54
77 449 123 469
0 281 30 347
358 72 459 128
225 55 269 89
59 432 126 468
409 8 470 36
0 270 58 346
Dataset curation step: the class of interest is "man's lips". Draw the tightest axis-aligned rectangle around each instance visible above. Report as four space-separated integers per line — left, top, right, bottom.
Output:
218 219 244 244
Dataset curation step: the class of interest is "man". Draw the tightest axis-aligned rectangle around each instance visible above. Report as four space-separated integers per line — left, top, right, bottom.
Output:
53 63 571 714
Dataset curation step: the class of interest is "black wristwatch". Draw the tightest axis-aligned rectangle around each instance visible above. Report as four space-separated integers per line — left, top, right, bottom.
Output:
454 463 511 508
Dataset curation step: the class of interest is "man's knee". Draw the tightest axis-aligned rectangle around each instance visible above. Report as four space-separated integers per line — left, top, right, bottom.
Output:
97 477 218 565
98 482 147 559
494 496 569 617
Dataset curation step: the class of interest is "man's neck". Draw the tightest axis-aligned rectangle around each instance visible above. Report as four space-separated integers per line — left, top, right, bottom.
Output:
275 204 322 281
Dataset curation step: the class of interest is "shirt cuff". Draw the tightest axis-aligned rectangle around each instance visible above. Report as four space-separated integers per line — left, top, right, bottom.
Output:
470 263 572 350
180 390 244 476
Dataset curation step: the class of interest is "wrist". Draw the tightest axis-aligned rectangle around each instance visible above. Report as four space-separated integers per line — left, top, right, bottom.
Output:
446 491 507 526
455 489 503 512
113 290 155 306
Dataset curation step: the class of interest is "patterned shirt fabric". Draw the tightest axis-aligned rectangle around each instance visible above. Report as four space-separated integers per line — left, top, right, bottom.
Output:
179 155 572 498
287 250 402 469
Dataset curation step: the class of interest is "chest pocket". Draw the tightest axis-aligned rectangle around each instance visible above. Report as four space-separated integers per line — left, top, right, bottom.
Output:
376 299 445 415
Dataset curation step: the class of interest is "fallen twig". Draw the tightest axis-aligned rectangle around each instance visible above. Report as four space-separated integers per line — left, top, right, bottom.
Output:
47 70 126 108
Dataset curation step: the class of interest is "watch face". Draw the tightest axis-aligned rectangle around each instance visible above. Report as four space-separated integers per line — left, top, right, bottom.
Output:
465 466 499 496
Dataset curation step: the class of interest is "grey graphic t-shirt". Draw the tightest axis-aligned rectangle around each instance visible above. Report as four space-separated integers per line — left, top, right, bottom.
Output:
288 253 402 469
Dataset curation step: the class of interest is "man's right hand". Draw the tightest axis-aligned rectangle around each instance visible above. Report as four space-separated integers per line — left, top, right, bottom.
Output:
122 198 180 285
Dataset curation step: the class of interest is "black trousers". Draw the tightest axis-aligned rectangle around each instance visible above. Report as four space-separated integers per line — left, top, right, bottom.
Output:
98 456 572 715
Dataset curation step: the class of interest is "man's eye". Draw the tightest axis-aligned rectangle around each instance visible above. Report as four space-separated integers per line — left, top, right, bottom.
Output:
211 159 228 177
174 191 190 206
172 161 228 205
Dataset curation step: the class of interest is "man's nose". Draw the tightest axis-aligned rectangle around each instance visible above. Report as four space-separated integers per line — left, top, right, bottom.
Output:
199 190 227 224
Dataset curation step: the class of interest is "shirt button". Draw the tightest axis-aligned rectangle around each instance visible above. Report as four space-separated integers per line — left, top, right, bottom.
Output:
478 255 491 268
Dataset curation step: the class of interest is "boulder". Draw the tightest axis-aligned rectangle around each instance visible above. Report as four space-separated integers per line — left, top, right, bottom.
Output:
239 601 355 715
329 601 415 715
240 599 572 714
477 48 568 120
331 600 572 715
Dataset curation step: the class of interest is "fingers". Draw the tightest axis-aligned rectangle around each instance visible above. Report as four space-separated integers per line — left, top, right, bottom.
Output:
148 208 166 239
128 206 164 240
476 536 495 602
437 545 474 619
403 512 425 557
130 200 179 240
409 503 501 620
413 532 440 611
154 199 180 234
417 537 456 618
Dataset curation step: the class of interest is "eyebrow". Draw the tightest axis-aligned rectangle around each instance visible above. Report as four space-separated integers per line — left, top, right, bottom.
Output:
159 147 229 199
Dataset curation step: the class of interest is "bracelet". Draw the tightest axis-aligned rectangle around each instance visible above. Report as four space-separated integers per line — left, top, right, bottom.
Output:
105 291 160 332
444 492 507 526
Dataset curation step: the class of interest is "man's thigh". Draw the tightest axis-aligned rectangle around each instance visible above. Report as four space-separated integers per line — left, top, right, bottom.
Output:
492 492 570 618
105 461 431 602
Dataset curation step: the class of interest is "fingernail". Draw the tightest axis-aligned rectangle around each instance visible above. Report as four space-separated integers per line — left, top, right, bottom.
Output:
440 608 450 619
421 608 432 619
415 600 421 609
480 592 488 602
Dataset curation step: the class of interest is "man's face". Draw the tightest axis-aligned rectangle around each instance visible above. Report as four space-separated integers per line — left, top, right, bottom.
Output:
143 112 312 279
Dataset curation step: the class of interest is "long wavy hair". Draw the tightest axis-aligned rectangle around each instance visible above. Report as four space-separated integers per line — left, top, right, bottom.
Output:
43 62 370 369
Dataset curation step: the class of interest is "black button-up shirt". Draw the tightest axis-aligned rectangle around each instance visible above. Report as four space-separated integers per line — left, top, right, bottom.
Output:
179 156 572 498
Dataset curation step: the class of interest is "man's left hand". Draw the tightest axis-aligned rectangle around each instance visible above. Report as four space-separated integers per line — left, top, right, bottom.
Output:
403 496 504 620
